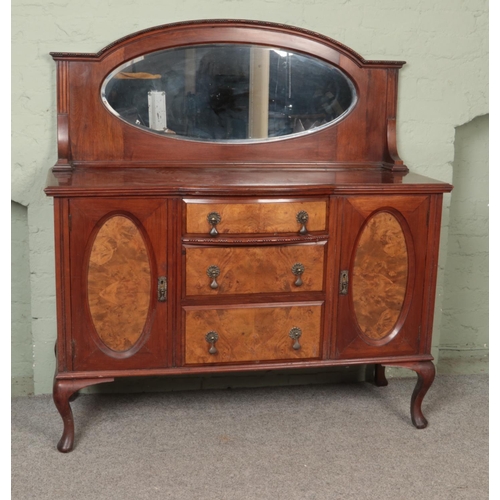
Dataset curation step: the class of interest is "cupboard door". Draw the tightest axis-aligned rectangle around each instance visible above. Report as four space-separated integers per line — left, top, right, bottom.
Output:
69 198 169 371
335 195 430 359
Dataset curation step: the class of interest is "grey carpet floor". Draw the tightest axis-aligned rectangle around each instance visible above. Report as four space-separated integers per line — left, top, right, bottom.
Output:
12 374 488 500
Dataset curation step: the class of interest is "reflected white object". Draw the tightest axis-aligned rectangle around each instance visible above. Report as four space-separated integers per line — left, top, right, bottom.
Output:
148 91 167 131
273 49 291 57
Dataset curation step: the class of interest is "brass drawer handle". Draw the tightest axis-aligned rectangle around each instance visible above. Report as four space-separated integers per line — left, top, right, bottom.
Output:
289 327 302 350
296 210 309 235
207 212 221 237
207 265 220 289
205 331 219 354
291 263 305 287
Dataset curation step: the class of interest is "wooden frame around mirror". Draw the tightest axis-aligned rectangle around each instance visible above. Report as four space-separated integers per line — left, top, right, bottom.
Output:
51 19 406 171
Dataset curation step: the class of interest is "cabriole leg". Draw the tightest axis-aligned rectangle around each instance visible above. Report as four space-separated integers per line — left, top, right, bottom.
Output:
385 360 435 429
53 377 114 453
374 364 388 386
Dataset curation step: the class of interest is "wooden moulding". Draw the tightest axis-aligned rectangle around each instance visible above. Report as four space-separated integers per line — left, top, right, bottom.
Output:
54 354 435 380
54 60 71 171
383 68 407 172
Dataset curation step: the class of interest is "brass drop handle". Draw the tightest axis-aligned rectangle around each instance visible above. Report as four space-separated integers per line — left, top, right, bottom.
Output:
205 331 219 355
291 263 305 287
289 327 302 350
207 265 220 289
207 212 221 237
296 210 309 235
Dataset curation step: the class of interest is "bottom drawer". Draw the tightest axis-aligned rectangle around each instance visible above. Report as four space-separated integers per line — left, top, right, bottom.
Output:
183 302 323 365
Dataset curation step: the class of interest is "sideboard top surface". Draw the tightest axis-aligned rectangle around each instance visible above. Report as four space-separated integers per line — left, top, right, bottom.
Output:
45 166 453 197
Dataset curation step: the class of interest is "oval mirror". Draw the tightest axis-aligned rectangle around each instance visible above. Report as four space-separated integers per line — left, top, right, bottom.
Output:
101 44 357 142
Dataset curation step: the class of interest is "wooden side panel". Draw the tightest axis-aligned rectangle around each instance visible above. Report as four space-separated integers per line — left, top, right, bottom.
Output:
53 198 72 372
352 212 408 339
184 243 325 296
184 303 323 364
184 200 327 234
88 216 151 351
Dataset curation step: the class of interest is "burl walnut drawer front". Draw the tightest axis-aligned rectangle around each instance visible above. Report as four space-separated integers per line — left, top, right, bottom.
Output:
184 200 327 235
184 242 326 296
184 303 323 364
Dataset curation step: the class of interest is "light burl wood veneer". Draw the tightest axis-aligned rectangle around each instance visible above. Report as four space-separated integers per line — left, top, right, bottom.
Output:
184 303 323 364
352 212 408 340
184 200 327 234
184 243 326 296
87 215 151 351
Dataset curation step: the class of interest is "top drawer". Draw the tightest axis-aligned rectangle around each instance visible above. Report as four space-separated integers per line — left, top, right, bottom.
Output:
184 199 328 235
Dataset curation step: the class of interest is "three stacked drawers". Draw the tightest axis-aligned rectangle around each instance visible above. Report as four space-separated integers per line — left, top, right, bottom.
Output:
181 199 329 365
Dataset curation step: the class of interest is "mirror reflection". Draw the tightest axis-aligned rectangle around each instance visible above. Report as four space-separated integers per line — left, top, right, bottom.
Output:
102 44 357 141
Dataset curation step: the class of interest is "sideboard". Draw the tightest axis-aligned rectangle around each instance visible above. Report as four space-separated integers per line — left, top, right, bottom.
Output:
45 19 452 452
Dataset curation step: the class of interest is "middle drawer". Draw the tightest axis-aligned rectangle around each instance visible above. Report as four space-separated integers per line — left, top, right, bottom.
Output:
184 242 326 296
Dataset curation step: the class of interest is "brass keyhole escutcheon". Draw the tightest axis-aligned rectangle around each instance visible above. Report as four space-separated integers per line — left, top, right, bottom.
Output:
339 270 349 295
157 276 167 302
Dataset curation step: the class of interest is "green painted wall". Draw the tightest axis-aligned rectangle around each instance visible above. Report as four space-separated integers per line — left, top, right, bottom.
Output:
439 115 489 369
12 0 488 394
11 202 34 396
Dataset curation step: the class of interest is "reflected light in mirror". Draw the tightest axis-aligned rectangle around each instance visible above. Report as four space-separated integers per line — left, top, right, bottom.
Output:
101 44 357 143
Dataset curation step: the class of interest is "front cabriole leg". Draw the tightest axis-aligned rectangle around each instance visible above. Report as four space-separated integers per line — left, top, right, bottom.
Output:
53 377 114 452
384 360 435 429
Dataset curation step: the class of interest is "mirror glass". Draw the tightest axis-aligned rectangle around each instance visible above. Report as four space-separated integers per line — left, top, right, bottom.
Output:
101 44 357 142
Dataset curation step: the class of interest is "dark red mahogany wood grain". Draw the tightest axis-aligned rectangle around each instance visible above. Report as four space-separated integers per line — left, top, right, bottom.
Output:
46 20 452 452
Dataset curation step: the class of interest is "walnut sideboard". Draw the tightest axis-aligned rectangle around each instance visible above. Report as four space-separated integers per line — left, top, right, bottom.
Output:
45 20 452 452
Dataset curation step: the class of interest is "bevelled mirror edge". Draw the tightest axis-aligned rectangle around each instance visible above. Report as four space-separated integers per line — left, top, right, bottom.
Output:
99 43 359 144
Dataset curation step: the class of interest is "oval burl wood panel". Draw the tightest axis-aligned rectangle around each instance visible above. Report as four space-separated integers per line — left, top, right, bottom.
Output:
88 215 152 352
185 243 325 296
184 303 322 364
185 201 327 234
352 212 408 340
